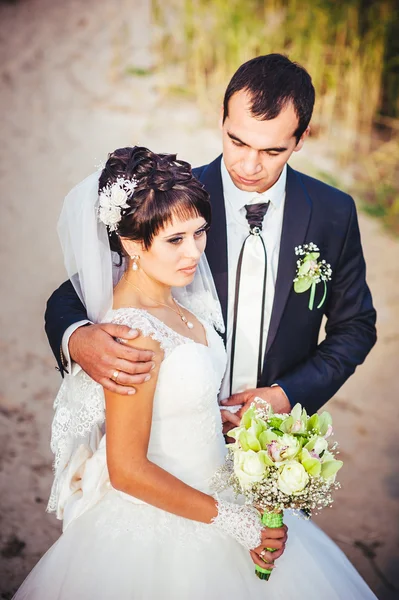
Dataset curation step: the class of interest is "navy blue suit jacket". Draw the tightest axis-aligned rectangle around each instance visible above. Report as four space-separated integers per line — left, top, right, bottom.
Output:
45 156 377 413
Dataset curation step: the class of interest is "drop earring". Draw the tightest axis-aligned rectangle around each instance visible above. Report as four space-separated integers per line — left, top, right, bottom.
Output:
131 255 140 271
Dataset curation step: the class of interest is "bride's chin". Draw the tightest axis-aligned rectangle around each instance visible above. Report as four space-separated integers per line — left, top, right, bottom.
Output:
173 272 196 286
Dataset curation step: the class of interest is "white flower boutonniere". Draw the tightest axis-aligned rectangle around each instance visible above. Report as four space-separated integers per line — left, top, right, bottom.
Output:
293 243 332 310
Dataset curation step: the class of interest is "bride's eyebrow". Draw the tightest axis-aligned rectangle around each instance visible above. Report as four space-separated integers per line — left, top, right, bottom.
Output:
163 231 187 238
163 224 207 239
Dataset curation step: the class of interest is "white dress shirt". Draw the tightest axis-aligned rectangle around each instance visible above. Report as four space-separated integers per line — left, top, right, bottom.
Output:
219 158 286 400
62 320 89 376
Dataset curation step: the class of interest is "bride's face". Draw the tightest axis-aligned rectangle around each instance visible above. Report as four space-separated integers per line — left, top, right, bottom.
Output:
125 214 208 288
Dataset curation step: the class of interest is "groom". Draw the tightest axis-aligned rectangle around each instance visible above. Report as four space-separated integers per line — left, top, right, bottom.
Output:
45 54 376 428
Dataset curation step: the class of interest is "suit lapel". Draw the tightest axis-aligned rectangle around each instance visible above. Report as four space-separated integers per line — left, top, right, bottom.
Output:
265 166 312 355
199 156 229 336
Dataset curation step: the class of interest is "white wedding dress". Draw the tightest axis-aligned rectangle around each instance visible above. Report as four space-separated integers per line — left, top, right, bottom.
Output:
14 307 376 600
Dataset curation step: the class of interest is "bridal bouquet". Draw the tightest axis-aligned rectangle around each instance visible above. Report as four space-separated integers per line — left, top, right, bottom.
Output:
215 401 343 580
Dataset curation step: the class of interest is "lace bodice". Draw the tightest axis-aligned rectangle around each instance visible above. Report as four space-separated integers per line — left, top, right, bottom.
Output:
47 306 228 523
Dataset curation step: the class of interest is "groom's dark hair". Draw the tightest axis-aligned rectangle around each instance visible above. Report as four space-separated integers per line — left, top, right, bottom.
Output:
223 54 315 142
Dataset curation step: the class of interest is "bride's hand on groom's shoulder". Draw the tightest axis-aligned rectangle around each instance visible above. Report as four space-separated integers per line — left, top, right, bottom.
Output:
69 323 156 394
221 386 291 418
250 523 288 570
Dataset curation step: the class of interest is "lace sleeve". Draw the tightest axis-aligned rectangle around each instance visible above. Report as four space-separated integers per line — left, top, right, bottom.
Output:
47 370 105 514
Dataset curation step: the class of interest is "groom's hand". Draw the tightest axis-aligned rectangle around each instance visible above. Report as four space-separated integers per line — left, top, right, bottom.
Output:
69 323 155 394
221 386 291 418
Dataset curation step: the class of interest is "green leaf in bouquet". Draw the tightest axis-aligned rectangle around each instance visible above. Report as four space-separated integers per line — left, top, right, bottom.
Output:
320 459 343 480
294 276 313 293
268 416 284 430
296 434 309 447
318 411 333 437
271 428 284 437
300 448 322 477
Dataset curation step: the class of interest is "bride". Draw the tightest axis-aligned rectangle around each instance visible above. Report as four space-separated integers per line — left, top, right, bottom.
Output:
14 146 376 599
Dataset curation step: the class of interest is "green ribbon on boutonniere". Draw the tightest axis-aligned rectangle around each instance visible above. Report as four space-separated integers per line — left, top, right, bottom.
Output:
293 243 332 310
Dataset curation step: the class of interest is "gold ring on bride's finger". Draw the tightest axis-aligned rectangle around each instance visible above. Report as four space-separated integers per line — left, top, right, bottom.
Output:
111 370 120 382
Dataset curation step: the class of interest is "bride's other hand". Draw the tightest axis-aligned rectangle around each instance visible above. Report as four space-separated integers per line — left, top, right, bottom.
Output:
69 323 155 394
220 409 241 440
221 385 291 417
250 524 288 569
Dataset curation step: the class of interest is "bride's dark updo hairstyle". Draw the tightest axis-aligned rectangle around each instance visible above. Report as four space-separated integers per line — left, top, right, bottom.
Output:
99 146 211 262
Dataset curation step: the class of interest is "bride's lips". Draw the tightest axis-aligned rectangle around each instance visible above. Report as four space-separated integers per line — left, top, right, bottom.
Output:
179 264 198 275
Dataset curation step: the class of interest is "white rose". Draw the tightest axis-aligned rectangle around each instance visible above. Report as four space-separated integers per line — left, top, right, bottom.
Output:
234 449 267 490
110 185 128 207
99 205 121 229
277 461 309 495
98 190 110 209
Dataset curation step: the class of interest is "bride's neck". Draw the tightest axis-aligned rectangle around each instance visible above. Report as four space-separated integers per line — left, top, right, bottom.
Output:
122 270 173 307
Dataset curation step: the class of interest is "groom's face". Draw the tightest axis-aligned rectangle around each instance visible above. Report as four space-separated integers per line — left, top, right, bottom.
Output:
221 90 309 194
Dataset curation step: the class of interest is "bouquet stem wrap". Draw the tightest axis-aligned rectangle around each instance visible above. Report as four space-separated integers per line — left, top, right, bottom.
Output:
255 511 284 581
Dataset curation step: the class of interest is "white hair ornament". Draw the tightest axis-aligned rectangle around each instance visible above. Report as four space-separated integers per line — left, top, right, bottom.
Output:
98 177 138 232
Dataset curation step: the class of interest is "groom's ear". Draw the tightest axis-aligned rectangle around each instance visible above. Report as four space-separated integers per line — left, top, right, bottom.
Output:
293 126 310 153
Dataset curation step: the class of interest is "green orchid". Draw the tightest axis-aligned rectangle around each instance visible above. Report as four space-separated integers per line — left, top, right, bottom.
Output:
279 403 307 435
238 428 261 452
304 435 328 455
306 411 333 437
300 448 322 477
229 409 267 452
320 450 343 480
259 428 279 449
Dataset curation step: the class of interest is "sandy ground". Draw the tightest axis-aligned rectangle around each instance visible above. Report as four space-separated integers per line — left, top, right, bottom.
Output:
0 0 398 598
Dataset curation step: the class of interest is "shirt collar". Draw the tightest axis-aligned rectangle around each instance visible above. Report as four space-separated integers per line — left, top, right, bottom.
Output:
221 157 287 212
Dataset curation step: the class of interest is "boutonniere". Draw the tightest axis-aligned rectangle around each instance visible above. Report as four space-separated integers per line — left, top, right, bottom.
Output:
293 243 332 310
